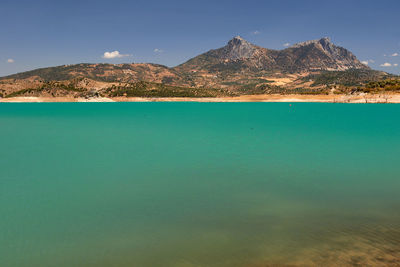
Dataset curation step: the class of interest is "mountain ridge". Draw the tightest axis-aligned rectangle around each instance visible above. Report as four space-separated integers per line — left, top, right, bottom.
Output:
175 36 368 74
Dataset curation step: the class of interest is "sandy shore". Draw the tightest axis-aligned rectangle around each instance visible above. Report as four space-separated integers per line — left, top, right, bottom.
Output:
1 94 400 103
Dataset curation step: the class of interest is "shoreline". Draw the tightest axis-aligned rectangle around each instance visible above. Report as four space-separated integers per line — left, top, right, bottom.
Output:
1 94 400 103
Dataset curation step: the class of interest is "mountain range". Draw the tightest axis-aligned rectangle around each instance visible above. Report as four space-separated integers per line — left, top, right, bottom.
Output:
177 36 368 73
0 37 396 98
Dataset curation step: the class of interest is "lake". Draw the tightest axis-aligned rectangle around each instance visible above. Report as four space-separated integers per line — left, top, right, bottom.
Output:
0 102 399 266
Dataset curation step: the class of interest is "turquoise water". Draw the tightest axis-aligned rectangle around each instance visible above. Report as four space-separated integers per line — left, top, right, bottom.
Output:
0 103 399 266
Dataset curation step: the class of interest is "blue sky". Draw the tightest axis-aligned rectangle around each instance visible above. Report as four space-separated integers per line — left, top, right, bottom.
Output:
1 0 399 76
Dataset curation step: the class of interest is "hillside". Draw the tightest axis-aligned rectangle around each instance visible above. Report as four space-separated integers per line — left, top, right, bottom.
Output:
1 63 186 85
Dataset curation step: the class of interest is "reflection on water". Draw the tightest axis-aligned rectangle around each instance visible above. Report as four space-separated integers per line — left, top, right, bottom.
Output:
0 103 399 266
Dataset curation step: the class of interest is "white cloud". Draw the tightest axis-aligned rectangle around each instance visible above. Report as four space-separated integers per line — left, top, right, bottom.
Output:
251 30 261 35
380 62 392 67
154 48 163 53
283 43 290 47
102 51 131 59
7 59 14 63
394 63 399 67
362 59 375 65
392 53 399 57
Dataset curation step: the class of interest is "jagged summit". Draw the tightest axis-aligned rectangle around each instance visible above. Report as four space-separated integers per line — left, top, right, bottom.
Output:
232 35 245 40
291 37 332 48
221 36 258 60
228 36 248 45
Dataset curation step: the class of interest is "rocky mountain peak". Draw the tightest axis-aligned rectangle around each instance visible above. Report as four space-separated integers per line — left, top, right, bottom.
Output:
291 37 332 49
228 36 247 45
284 37 367 70
222 36 257 60
319 37 331 45
318 37 336 52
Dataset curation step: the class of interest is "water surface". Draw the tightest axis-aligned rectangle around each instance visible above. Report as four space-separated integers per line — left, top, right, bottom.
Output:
0 103 399 266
